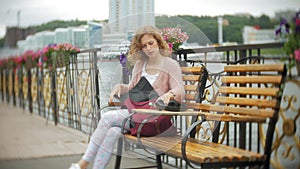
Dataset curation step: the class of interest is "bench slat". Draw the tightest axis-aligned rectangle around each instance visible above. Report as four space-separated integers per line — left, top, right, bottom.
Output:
185 94 197 101
221 75 283 84
184 85 198 91
219 86 279 96
131 109 267 122
184 103 274 118
182 75 200 82
181 67 204 74
216 96 277 108
224 63 285 72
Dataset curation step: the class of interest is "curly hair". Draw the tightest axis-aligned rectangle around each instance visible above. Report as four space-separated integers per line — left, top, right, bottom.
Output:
127 26 170 64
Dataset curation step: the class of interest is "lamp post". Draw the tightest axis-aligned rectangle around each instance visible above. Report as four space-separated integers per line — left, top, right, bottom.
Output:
17 10 21 28
218 17 223 46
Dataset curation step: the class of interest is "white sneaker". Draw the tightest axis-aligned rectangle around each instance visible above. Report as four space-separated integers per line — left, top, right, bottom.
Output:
68 163 81 169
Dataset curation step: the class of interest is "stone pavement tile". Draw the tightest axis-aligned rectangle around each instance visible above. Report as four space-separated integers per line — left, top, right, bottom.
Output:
0 102 88 160
63 142 88 154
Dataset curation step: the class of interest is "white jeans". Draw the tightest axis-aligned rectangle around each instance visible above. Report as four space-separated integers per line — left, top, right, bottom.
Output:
83 109 130 169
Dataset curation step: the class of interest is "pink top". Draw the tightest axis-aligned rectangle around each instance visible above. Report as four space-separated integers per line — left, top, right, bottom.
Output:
121 57 185 102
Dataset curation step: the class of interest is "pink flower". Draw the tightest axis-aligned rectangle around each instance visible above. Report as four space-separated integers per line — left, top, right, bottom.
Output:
43 56 48 61
294 48 300 62
37 61 43 67
42 47 49 54
168 43 173 53
160 27 189 52
15 57 23 64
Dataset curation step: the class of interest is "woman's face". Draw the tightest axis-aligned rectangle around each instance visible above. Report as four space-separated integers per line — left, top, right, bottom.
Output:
140 34 160 59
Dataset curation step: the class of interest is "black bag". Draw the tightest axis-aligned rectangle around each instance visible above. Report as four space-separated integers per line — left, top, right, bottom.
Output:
155 99 186 111
128 76 159 102
123 77 176 136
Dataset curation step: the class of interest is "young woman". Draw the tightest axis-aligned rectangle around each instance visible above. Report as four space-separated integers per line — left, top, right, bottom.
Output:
69 26 185 169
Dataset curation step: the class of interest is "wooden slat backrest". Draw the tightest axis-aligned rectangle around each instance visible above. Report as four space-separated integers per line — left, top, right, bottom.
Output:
217 63 285 118
181 66 207 105
181 63 285 119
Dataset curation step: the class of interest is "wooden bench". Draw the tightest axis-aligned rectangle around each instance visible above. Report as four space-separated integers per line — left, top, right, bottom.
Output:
114 63 287 169
112 65 208 168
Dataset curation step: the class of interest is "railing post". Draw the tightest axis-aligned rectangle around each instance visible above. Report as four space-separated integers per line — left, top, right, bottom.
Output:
72 54 80 130
5 69 9 103
20 67 25 109
37 66 41 116
27 69 33 113
93 51 101 123
239 49 247 150
69 55 76 128
51 72 58 125
0 70 3 102
12 69 16 106
66 55 72 128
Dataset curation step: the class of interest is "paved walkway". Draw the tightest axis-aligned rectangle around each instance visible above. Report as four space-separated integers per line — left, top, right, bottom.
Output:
0 102 88 160
0 102 172 169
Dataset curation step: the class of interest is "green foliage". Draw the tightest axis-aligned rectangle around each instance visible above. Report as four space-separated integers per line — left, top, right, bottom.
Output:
284 33 300 55
32 19 87 32
282 21 300 68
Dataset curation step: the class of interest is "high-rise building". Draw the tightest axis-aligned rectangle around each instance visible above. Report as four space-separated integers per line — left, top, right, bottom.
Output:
108 0 155 34
54 28 71 44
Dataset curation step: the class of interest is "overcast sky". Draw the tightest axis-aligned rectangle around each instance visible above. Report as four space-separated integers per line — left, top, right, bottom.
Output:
0 0 299 38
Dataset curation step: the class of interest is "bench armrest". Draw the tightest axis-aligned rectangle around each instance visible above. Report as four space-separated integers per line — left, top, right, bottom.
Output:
131 109 266 123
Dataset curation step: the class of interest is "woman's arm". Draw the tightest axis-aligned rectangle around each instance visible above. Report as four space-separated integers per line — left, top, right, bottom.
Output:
168 60 185 102
158 58 185 104
109 83 129 102
109 60 143 102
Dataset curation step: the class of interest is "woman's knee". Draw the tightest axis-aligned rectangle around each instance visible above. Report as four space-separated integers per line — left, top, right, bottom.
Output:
99 111 118 125
106 127 122 138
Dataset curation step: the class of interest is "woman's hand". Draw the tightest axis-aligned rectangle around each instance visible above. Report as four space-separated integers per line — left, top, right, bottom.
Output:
109 84 122 102
158 91 175 105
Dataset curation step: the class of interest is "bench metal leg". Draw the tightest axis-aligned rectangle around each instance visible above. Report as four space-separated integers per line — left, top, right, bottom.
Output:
115 138 123 169
156 154 162 169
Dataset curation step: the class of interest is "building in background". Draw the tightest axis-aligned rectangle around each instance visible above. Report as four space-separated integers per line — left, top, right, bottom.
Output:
54 28 71 44
87 21 103 48
242 26 276 44
42 31 55 47
108 0 155 34
16 23 103 54
101 0 155 59
274 10 297 22
3 27 36 48
71 27 88 48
